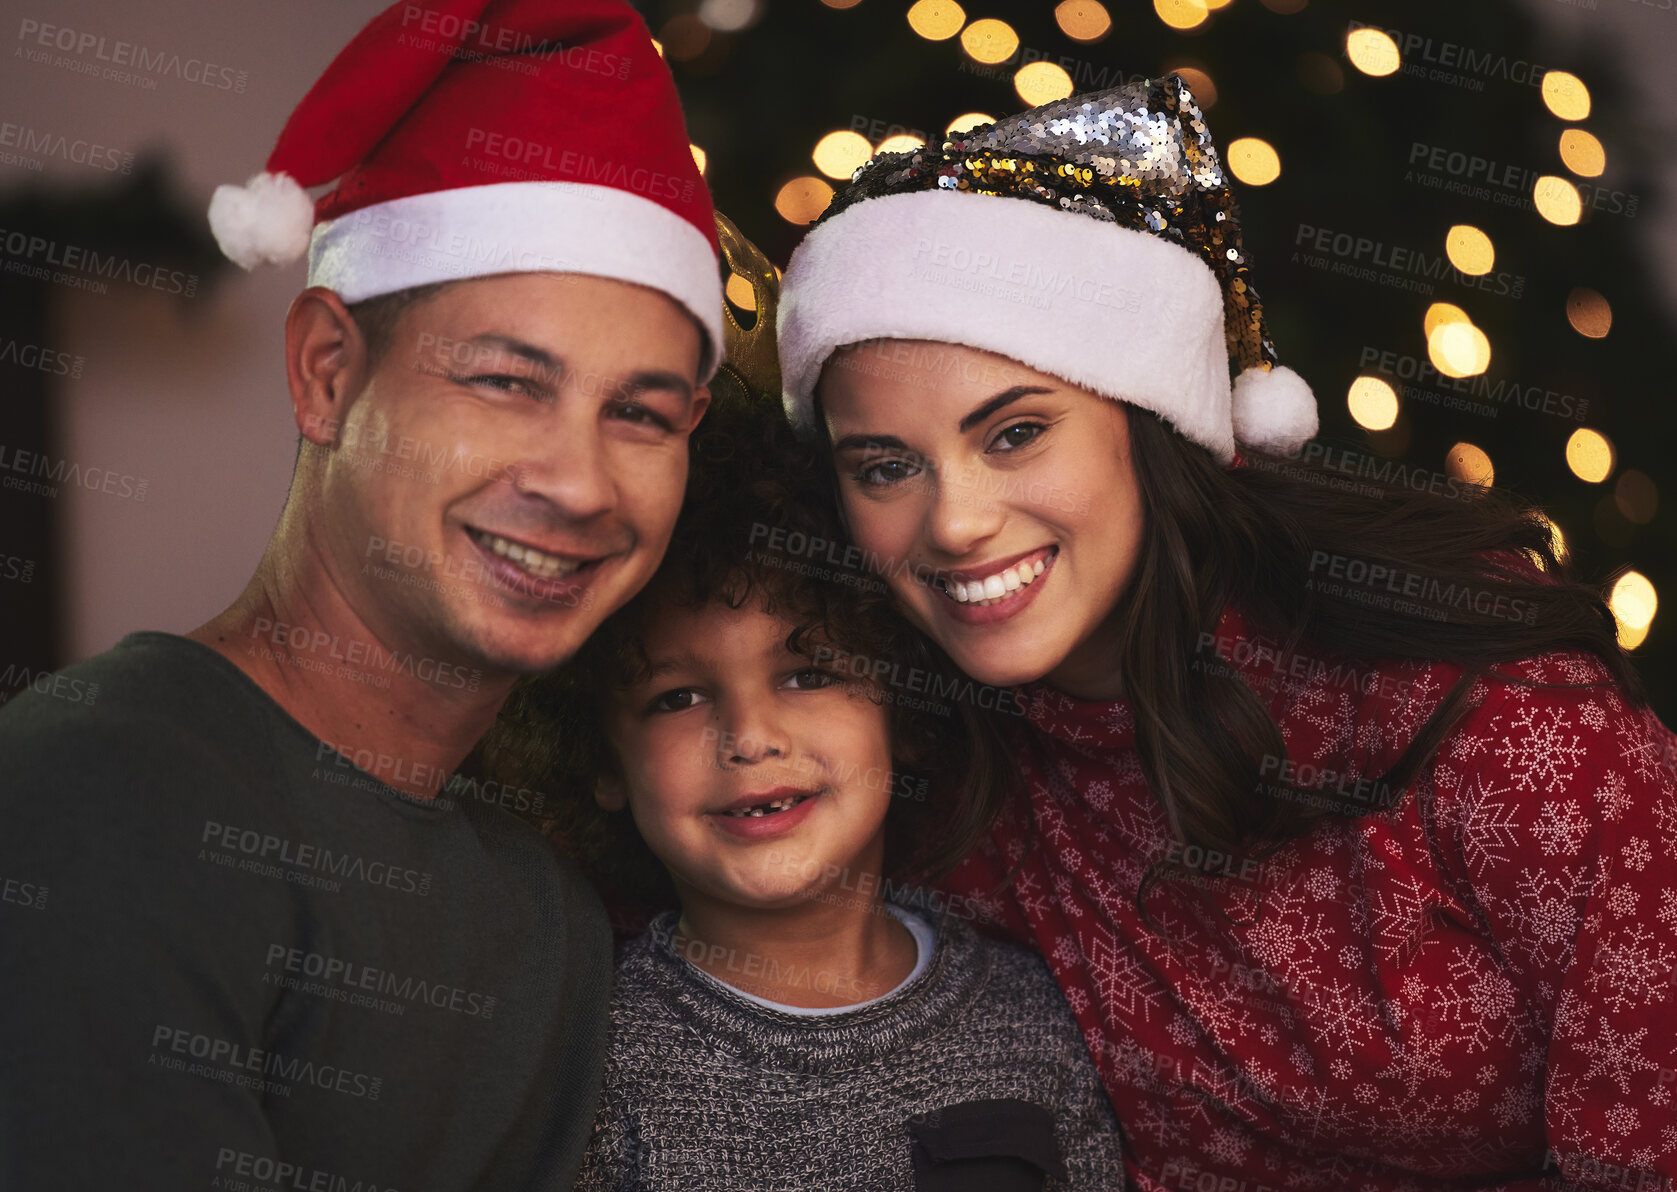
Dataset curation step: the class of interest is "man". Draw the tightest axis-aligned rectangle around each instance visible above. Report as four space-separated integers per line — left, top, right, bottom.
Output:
0 0 721 1186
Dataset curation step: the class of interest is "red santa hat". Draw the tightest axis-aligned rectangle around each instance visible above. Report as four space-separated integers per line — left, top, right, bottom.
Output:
208 0 723 379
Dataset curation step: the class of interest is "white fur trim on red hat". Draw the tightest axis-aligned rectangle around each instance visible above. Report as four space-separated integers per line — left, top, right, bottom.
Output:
307 181 724 380
208 172 316 270
778 189 1236 462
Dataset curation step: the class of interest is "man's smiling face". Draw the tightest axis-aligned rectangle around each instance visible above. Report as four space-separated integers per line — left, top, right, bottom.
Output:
315 272 709 677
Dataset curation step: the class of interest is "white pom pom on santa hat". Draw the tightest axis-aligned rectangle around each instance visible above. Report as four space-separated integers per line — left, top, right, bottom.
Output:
208 171 315 271
1230 363 1317 456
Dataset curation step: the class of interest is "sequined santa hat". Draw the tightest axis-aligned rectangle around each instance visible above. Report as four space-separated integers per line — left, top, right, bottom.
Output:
207 0 723 378
777 75 1316 461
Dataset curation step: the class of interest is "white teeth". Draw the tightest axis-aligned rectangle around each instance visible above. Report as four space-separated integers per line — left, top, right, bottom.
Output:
724 795 807 818
943 552 1051 604
477 531 581 580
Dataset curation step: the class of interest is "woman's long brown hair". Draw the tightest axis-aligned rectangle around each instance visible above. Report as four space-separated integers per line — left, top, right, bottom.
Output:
1115 405 1641 869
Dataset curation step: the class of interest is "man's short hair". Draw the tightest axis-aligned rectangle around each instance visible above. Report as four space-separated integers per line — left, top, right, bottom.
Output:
346 282 450 367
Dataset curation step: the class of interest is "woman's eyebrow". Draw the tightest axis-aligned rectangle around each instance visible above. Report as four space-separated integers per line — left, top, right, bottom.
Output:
831 432 911 454
958 385 1055 433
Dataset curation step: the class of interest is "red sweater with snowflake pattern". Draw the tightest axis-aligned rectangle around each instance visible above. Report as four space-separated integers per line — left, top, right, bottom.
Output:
941 609 1677 1191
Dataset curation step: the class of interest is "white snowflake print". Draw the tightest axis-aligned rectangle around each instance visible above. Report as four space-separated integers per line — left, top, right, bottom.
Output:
1579 1017 1657 1093
1607 885 1638 918
1496 704 1588 792
1368 873 1442 966
1304 867 1338 900
1490 1082 1541 1128
1286 1085 1359 1140
1331 1058 1353 1081
1168 1014 1198 1047
1082 778 1115 813
1622 836 1651 871
1501 867 1592 970
1050 933 1082 968
1203 1127 1250 1165
1580 701 1607 730
1242 886 1332 985
1592 770 1630 823
1459 777 1521 878
1337 945 1361 970
1378 1015 1452 1098
1585 923 1676 1013
1606 1103 1639 1134
1530 800 1590 856
1614 716 1663 783
1453 1089 1479 1112
1298 978 1384 1054
1289 1044 1313 1075
1477 1063 1497 1086
1260 1024 1279 1046
1063 986 1090 1015
1084 931 1162 1024
1660 889 1677 931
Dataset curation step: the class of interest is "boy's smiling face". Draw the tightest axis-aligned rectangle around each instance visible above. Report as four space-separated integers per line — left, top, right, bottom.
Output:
600 593 898 913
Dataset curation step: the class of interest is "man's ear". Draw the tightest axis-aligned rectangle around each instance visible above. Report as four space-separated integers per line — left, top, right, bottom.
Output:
594 773 628 813
285 286 368 447
684 384 711 434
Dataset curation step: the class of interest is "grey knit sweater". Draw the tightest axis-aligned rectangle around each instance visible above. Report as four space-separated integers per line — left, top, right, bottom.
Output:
574 904 1123 1191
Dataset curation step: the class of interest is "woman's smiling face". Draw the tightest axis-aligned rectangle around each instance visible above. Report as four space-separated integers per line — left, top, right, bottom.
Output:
818 340 1145 700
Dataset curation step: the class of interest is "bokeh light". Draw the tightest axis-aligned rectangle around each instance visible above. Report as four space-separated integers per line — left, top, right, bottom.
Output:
774 176 835 225
1424 302 1469 338
724 272 757 312
1054 1 1111 41
1534 175 1582 225
1565 428 1615 483
1445 225 1494 275
1016 61 1075 105
1345 29 1401 76
818 0 863 8
906 0 964 40
1226 138 1281 185
1428 320 1492 378
1167 65 1218 107
1155 0 1210 31
1446 442 1495 487
1541 71 1592 121
689 144 706 173
1566 287 1612 338
1347 377 1399 431
698 0 760 32
1559 129 1605 177
946 112 995 135
876 134 927 154
960 18 1019 64
812 130 873 180
1610 571 1657 649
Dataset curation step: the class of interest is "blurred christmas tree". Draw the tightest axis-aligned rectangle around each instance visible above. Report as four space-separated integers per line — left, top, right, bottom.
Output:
653 0 1674 719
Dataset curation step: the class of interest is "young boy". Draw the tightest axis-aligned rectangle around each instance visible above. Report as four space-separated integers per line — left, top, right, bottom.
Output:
488 399 1123 1191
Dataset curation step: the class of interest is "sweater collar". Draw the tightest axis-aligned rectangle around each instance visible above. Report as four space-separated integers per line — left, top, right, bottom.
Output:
623 905 987 1074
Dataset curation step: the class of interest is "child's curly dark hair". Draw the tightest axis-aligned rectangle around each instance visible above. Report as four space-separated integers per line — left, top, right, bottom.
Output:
479 381 1012 918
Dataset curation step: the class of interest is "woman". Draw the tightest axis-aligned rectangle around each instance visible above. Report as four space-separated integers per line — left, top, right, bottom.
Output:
774 77 1677 1188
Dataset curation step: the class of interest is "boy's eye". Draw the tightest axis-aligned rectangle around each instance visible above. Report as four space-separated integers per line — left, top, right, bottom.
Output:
785 667 843 691
991 421 1045 451
648 687 706 713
